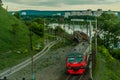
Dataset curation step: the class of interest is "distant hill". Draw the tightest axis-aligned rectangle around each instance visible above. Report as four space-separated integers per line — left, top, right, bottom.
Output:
9 10 120 20
19 10 66 16
10 10 120 16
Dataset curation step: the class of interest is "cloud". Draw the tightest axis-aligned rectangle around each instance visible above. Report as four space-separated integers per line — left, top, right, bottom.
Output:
2 0 120 11
4 0 120 7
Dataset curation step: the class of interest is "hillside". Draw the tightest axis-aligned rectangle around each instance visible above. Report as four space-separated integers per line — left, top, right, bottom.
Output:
0 6 40 70
0 6 29 52
93 46 120 80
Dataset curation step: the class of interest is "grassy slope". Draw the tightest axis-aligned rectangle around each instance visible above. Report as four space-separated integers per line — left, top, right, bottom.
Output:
0 6 64 71
0 7 43 70
0 7 29 52
93 46 120 80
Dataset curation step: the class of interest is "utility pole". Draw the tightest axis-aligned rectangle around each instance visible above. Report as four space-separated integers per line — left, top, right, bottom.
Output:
89 21 92 53
95 19 97 54
29 30 35 80
6 6 8 11
72 21 75 33
88 20 93 80
43 18 46 46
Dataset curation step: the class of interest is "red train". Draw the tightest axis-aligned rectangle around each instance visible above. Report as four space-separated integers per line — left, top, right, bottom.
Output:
66 42 90 74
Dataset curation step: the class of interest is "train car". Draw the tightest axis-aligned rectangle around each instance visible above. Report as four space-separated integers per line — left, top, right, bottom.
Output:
73 31 89 43
66 43 90 74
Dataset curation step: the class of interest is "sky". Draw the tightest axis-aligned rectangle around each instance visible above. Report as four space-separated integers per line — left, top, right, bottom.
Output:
2 0 120 11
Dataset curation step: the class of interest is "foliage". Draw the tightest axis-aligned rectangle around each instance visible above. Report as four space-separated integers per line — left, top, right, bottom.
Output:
33 18 44 24
98 45 114 62
29 22 44 36
29 18 44 37
11 23 19 35
0 0 3 6
111 49 120 60
54 26 65 35
0 7 44 70
0 7 29 52
97 13 120 50
0 7 30 70
13 11 20 19
93 45 120 80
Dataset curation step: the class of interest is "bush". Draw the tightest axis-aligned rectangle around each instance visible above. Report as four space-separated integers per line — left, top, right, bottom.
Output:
111 49 120 60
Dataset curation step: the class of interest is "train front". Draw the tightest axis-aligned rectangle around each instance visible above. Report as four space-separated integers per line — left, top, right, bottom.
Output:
66 52 86 74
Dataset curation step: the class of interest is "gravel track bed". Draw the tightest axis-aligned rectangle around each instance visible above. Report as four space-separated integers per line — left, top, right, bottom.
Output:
8 46 73 80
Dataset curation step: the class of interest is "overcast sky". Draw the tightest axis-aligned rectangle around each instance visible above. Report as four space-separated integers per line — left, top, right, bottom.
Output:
2 0 120 11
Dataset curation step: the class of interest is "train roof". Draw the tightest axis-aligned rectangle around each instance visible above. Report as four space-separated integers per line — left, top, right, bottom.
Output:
66 52 83 57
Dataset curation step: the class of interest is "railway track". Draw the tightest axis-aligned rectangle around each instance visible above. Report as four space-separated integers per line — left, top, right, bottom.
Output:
65 74 83 80
65 68 91 80
0 39 61 79
65 42 92 80
63 31 93 80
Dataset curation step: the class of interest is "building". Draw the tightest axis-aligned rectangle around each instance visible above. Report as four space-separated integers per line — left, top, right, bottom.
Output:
93 9 103 17
64 12 71 18
81 9 92 16
105 10 118 16
76 12 81 16
71 12 78 16
87 9 92 16
81 10 88 16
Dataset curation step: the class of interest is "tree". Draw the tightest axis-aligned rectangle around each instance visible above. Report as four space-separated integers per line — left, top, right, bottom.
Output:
54 26 65 35
14 12 20 19
0 0 3 6
24 18 44 37
29 22 44 37
97 13 120 50
112 49 120 60
33 18 44 25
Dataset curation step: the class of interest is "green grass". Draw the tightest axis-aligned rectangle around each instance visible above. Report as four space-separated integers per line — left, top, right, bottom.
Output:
0 7 44 70
0 7 29 52
93 46 120 80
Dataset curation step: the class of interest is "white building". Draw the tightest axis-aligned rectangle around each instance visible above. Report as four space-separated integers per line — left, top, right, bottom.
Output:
106 10 118 16
87 9 92 16
64 12 71 18
56 13 61 16
93 9 103 17
71 12 77 16
76 12 81 16
21 12 27 15
81 11 88 16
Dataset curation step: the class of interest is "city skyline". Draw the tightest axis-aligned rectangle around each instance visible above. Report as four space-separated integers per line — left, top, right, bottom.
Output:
2 0 120 11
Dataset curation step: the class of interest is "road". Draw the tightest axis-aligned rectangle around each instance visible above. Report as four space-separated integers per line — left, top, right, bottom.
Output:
0 39 60 79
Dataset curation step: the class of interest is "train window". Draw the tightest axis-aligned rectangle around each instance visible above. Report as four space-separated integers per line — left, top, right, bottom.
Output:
76 57 83 62
78 54 83 57
68 57 75 62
